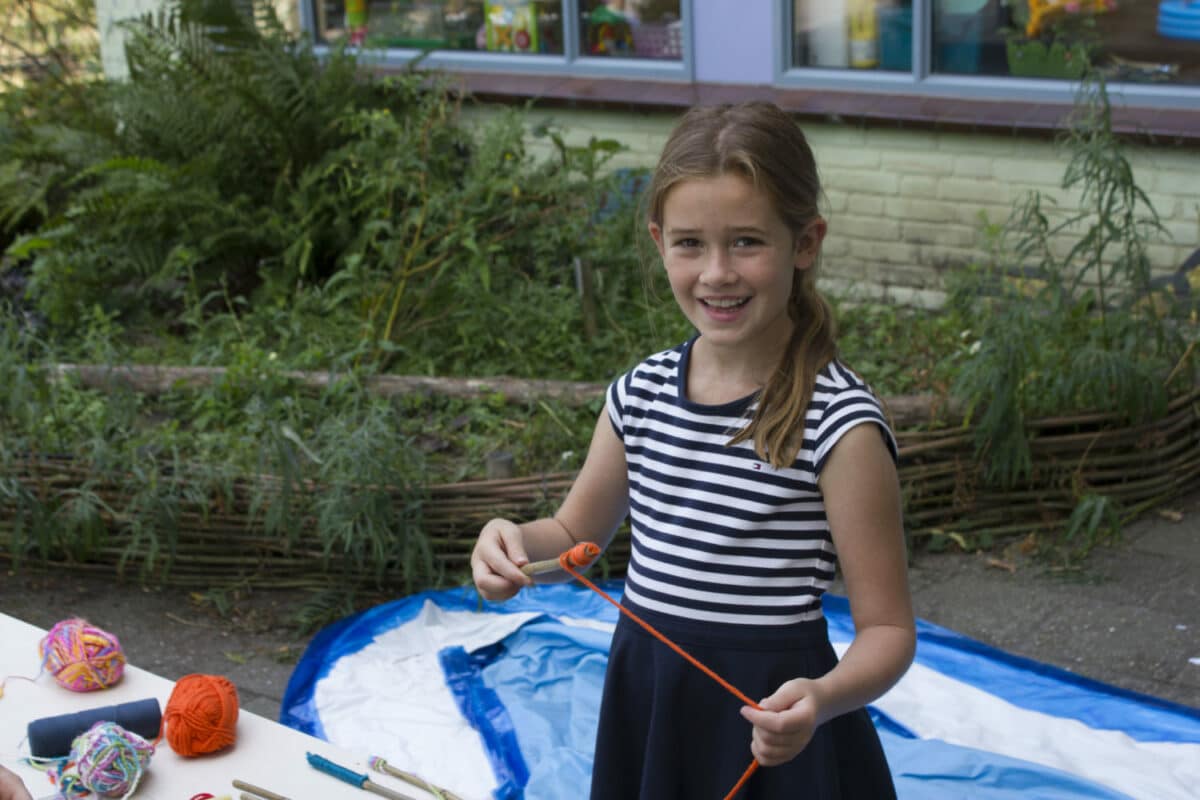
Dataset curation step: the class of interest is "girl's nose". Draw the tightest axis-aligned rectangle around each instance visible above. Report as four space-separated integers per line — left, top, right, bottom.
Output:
700 250 737 285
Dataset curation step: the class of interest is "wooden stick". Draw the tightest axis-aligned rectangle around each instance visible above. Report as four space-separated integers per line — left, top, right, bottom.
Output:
362 778 416 800
232 780 291 800
371 756 465 800
520 556 565 576
48 363 607 406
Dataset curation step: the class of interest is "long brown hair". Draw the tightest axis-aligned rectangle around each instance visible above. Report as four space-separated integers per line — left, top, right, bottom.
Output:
647 101 838 468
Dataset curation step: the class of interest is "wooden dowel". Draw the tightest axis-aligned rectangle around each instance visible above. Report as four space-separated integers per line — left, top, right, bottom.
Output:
363 778 417 800
371 757 465 800
520 556 563 576
232 780 291 800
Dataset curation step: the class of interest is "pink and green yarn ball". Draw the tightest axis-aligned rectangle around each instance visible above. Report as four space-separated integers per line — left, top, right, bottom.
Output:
39 618 126 692
58 721 155 799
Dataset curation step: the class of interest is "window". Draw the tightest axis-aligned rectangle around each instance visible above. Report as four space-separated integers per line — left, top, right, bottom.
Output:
306 0 688 75
784 0 1199 101
296 1 1198 116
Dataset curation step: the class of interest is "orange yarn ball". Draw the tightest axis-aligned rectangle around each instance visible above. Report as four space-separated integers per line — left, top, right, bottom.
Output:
163 674 239 757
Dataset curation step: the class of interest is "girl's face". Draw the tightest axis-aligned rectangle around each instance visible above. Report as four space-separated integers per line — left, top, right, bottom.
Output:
649 172 824 364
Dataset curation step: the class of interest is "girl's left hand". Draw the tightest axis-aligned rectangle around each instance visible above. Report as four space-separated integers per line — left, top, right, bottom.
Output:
0 765 32 800
739 678 825 766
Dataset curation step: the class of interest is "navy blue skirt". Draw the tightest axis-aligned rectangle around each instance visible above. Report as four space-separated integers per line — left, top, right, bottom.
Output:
589 603 896 800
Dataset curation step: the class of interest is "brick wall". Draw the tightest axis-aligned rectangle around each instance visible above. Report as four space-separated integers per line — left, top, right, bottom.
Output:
464 105 1200 308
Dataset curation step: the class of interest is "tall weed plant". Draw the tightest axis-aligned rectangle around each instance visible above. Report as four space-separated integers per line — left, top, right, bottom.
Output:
948 76 1194 554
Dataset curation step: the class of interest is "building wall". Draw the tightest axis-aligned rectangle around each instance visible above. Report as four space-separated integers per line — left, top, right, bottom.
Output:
464 105 1199 308
95 0 165 80
94 0 301 80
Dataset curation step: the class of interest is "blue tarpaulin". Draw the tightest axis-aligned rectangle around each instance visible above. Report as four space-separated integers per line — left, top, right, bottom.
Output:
281 582 1200 800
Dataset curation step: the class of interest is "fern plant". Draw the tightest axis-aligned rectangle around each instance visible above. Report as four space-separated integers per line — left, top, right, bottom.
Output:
3 0 400 326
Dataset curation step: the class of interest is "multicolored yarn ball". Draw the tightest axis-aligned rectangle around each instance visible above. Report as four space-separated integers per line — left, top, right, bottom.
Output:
56 720 154 799
163 673 239 757
39 618 126 692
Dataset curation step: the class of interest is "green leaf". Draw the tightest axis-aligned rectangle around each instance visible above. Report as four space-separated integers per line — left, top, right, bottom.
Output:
6 235 55 259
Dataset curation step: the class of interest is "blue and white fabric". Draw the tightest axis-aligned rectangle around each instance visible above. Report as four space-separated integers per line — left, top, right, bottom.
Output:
281 583 1200 800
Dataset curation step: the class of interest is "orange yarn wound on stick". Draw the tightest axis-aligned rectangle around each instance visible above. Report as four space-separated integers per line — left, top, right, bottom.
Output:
557 549 762 800
164 673 239 756
560 541 601 569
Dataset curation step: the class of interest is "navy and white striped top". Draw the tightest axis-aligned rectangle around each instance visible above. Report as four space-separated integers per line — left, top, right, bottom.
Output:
606 338 898 627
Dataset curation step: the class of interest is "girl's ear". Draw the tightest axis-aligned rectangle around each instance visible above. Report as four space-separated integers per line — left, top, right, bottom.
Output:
648 221 666 258
794 217 828 271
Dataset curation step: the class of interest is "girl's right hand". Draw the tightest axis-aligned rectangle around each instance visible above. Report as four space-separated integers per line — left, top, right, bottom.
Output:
471 518 535 602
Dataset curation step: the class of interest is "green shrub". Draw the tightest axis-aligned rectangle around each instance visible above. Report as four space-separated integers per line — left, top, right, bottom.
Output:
1 0 673 386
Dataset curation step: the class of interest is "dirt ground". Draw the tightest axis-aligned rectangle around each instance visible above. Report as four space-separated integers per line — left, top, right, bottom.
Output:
2 489 1198 720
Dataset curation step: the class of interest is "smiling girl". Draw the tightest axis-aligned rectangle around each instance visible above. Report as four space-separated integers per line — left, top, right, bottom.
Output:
471 101 915 799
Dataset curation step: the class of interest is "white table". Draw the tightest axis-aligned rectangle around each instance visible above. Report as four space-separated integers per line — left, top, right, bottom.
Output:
0 612 435 800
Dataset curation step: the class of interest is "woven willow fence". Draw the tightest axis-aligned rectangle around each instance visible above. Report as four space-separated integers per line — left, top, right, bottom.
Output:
1 371 1198 591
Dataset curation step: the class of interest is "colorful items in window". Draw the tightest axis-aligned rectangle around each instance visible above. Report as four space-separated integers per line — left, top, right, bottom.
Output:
631 19 682 59
486 2 540 52
1025 0 1118 38
1157 0 1200 41
847 0 878 68
345 0 368 45
586 7 634 56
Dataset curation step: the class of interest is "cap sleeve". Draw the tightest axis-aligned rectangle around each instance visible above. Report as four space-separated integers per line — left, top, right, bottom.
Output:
812 385 898 477
605 372 628 440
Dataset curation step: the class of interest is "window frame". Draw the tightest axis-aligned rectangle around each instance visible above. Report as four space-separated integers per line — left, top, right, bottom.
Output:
298 0 695 80
774 0 1200 110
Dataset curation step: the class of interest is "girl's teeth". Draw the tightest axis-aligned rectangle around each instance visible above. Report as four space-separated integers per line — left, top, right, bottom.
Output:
705 298 747 308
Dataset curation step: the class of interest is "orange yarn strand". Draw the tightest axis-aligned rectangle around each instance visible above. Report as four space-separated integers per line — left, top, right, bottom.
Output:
163 674 239 757
725 759 761 800
558 551 762 800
